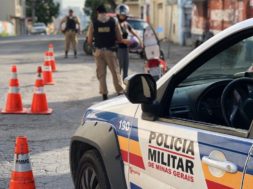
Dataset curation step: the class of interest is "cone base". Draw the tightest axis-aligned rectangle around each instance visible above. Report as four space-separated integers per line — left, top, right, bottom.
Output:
44 81 54 85
1 108 28 114
9 180 35 189
27 108 53 115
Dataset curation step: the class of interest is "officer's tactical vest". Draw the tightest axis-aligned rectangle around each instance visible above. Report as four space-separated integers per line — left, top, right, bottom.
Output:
93 17 116 48
66 16 77 30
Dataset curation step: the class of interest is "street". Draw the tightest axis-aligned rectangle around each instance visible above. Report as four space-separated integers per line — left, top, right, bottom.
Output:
0 35 192 189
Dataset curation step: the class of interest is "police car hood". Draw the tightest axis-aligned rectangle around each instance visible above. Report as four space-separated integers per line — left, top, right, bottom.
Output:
87 95 139 118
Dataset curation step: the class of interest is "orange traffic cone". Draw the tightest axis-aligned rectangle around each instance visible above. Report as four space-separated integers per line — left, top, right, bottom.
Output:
9 136 36 189
48 43 54 52
42 51 54 85
1 65 27 114
28 66 53 114
48 51 57 72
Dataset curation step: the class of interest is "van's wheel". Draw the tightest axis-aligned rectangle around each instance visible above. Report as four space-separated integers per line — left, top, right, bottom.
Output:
75 150 110 189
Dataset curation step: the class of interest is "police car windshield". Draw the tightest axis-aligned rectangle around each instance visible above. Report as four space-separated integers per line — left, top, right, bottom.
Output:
128 20 148 30
181 37 253 86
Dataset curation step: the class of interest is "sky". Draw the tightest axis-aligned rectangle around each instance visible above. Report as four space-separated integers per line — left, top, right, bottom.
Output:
61 0 85 9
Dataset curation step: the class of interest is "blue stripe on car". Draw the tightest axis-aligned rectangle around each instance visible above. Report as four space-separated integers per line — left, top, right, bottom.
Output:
85 109 139 141
130 182 142 189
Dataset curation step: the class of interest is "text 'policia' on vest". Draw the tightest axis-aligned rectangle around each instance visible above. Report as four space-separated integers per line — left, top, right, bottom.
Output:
93 17 116 49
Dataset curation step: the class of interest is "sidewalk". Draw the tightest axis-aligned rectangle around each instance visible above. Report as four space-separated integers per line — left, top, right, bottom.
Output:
160 41 193 67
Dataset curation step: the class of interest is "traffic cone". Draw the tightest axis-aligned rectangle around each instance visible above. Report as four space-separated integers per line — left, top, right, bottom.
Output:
28 66 53 114
48 43 57 72
48 51 57 72
9 136 36 189
1 65 27 114
42 51 54 85
48 43 54 52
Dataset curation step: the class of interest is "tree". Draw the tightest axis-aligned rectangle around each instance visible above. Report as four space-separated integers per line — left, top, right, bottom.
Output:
26 0 60 24
84 0 118 21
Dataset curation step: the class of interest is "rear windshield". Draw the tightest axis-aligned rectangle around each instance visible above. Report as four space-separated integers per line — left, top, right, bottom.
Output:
128 20 148 30
33 23 45 27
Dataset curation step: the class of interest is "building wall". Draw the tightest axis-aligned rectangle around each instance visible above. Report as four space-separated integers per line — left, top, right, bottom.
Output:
192 0 249 37
124 0 146 18
0 0 26 35
167 4 180 43
150 0 166 39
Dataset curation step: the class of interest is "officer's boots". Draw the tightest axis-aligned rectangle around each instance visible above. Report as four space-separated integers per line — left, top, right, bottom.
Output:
74 50 77 58
65 51 68 58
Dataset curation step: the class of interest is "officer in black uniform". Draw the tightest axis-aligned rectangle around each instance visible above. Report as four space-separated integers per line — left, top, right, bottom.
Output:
88 5 124 100
59 9 80 58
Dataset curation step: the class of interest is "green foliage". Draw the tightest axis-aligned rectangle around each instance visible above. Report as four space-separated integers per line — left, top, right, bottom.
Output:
26 0 60 24
84 0 117 21
0 31 10 37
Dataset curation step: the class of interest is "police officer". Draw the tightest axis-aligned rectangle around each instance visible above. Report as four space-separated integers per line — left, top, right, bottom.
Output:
116 4 143 80
60 9 80 58
87 5 124 100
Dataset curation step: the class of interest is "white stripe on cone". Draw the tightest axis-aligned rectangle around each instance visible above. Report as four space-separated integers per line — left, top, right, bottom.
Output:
12 73 18 79
34 87 44 94
9 87 20 93
44 56 50 62
43 66 52 72
14 154 32 172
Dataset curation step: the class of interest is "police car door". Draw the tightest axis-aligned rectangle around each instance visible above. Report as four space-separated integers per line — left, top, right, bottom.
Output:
129 108 203 189
242 145 253 188
129 108 253 189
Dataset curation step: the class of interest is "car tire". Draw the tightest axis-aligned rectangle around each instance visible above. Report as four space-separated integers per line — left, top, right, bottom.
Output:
75 149 110 189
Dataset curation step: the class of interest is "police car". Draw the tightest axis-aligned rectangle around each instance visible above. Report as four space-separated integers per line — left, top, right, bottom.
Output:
70 19 253 189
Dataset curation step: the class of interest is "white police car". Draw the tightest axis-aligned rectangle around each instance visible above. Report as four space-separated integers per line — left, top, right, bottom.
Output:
70 19 253 189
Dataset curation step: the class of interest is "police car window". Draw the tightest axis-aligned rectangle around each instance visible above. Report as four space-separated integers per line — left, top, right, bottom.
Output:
170 36 253 129
181 37 253 86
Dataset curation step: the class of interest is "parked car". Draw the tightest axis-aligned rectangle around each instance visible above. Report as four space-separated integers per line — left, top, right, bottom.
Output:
31 23 47 35
70 18 253 189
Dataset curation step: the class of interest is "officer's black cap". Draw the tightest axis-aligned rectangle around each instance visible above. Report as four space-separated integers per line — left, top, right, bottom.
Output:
69 9 73 13
96 5 107 13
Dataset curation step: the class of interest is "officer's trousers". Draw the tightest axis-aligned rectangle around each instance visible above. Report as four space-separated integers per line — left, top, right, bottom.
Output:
65 30 77 52
117 47 129 80
94 49 124 95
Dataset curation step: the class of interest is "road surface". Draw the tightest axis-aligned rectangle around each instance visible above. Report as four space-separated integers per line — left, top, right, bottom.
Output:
0 35 192 189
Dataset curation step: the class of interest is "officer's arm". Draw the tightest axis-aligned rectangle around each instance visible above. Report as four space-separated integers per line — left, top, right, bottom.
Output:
115 23 123 43
59 16 67 31
87 23 94 46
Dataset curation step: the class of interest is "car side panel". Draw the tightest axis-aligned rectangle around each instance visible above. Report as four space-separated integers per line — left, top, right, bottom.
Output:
133 118 206 189
198 132 252 189
242 151 253 188
84 109 141 188
71 120 127 189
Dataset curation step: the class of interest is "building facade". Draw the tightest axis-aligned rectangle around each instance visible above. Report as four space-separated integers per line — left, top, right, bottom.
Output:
0 0 26 35
191 0 253 45
149 0 192 45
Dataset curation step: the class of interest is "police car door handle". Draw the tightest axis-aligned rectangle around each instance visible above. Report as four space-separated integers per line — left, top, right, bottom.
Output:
202 156 238 173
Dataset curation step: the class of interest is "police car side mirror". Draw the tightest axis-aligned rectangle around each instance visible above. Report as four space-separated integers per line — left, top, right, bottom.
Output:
124 74 156 104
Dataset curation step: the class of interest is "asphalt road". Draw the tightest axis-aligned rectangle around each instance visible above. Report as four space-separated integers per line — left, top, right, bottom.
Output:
0 35 193 189
0 35 144 189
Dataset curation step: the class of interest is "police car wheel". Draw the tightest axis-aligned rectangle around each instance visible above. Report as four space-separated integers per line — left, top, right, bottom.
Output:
75 150 110 189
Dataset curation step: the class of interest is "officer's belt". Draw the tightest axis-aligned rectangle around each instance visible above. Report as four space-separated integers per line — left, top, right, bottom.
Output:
96 47 116 51
65 29 77 32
